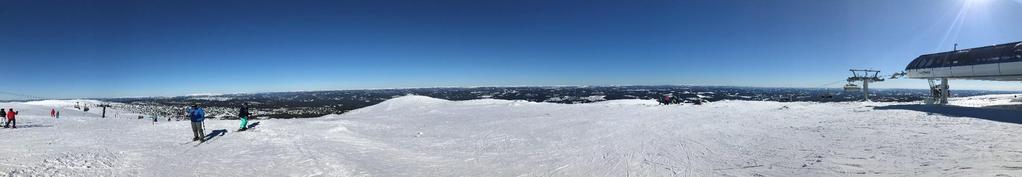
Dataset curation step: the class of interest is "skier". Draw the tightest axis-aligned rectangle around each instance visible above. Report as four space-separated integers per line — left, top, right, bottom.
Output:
5 108 17 128
56 111 60 119
188 104 206 142
0 108 5 126
237 103 251 131
50 109 56 118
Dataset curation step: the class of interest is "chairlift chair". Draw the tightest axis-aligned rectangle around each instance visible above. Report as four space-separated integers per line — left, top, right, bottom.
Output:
843 83 861 92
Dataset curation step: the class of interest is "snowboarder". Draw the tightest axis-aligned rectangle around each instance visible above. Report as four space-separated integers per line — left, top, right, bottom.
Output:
56 111 60 119
237 103 251 131
50 109 56 118
5 108 17 128
0 108 5 126
188 104 206 142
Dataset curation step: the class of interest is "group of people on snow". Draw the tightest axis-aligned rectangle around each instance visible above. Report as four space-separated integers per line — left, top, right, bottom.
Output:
50 108 60 118
1 107 62 129
2 108 18 128
187 103 253 142
656 94 704 105
0 101 253 141
657 95 683 105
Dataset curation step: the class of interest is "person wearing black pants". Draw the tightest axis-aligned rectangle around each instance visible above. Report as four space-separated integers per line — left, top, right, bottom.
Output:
5 108 16 128
4 119 13 129
0 108 5 127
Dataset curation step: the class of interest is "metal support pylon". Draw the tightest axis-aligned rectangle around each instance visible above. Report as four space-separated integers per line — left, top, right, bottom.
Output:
847 69 884 102
927 78 950 104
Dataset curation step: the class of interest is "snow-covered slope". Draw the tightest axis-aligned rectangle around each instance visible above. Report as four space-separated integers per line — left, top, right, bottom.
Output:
2 95 1022 176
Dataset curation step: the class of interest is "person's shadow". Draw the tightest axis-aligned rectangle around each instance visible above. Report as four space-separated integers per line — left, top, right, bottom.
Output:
204 129 228 141
12 124 53 128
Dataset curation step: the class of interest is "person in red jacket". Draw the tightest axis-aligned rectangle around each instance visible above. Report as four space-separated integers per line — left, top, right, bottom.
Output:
4 108 16 128
50 109 56 118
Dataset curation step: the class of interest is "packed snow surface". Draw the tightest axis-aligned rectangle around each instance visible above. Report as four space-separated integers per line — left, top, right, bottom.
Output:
2 95 1022 176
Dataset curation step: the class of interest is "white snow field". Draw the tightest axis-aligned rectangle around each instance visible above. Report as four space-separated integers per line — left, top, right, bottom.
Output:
2 94 1022 177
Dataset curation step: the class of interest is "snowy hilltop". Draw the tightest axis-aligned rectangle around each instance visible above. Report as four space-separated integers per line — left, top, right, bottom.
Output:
1 95 1022 176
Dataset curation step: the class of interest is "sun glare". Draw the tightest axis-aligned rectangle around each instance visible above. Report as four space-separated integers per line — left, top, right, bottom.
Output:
965 0 990 7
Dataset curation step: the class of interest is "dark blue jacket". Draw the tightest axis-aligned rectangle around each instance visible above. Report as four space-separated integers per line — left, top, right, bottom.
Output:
239 107 250 118
189 107 206 122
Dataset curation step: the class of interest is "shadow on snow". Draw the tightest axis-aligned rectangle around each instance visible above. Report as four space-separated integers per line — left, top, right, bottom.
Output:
1 124 53 129
204 129 228 141
874 104 1022 124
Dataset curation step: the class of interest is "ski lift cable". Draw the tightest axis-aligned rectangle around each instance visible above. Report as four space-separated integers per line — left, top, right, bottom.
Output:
815 79 849 89
0 90 49 100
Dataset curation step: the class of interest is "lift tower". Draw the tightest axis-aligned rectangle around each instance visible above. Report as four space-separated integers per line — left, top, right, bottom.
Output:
927 78 950 104
847 69 884 101
98 104 112 118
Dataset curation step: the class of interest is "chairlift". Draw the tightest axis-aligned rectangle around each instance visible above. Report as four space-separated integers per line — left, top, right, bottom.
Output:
843 83 861 92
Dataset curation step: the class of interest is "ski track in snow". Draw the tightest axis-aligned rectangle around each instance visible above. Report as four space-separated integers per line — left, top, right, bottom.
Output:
1 95 1022 176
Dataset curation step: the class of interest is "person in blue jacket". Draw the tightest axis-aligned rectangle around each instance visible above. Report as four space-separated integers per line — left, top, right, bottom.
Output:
188 104 206 142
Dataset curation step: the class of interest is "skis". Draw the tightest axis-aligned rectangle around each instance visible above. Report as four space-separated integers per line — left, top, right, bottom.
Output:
179 139 202 145
192 137 214 147
236 127 257 132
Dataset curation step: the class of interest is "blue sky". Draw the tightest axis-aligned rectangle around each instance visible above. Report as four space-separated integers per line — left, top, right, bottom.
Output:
2 0 1021 99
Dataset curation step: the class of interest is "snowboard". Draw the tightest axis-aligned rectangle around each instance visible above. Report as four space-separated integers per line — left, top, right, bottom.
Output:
237 122 261 132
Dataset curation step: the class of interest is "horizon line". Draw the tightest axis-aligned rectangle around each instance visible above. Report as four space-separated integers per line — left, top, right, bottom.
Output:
4 84 1020 101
